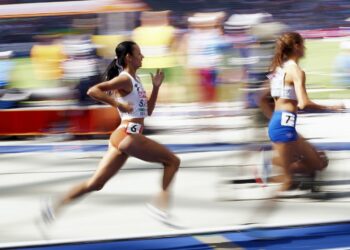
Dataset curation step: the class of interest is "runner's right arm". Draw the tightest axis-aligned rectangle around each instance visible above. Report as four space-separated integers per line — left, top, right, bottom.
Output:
87 75 133 113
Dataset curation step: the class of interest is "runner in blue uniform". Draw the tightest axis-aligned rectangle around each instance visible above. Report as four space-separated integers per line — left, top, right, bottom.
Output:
261 32 344 193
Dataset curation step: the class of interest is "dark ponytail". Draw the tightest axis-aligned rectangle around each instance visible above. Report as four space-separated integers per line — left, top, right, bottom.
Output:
103 41 137 81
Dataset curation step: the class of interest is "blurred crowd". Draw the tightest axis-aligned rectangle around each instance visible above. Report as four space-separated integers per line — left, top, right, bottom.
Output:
0 0 350 109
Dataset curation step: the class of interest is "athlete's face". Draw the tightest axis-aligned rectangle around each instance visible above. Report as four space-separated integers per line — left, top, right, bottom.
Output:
295 42 305 58
129 44 144 69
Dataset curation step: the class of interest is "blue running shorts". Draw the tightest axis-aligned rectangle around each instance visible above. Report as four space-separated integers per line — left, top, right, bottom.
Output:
268 111 298 143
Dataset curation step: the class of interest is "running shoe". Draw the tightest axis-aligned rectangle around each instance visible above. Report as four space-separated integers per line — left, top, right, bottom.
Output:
146 203 184 229
40 197 56 225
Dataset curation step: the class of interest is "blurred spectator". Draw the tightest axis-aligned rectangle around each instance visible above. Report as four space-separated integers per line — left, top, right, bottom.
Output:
333 40 350 89
133 10 178 69
182 12 226 102
0 50 15 89
132 10 181 102
62 35 101 105
30 35 66 87
224 13 285 108
0 51 30 109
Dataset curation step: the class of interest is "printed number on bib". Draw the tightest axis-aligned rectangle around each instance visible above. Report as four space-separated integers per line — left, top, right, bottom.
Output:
281 112 295 127
126 122 142 134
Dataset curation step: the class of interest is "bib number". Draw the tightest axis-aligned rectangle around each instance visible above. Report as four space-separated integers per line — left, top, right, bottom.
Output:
281 112 295 127
126 122 142 134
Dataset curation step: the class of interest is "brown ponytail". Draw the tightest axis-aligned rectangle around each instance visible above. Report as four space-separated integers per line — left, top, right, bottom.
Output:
270 32 304 72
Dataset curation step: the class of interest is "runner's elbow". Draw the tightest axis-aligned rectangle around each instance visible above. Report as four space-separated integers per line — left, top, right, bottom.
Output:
298 101 308 110
87 86 97 97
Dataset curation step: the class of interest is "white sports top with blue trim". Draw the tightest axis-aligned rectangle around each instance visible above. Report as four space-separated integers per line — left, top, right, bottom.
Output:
268 60 297 101
117 71 148 120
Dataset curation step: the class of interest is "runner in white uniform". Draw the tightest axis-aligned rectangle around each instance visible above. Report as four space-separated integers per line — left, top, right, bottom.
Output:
41 41 180 224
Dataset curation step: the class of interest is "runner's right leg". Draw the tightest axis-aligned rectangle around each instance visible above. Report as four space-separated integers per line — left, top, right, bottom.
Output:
43 128 129 221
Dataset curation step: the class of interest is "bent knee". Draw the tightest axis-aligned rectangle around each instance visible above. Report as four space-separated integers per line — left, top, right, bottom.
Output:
167 155 180 170
312 152 329 171
319 151 329 170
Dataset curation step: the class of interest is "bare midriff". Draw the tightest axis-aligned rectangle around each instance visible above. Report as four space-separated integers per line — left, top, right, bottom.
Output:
120 117 145 127
274 98 298 113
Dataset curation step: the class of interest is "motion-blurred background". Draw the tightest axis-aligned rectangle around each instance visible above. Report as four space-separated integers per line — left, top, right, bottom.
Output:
0 0 350 137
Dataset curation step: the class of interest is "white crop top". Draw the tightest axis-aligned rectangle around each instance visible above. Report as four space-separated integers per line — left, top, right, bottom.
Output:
268 60 297 101
117 71 148 120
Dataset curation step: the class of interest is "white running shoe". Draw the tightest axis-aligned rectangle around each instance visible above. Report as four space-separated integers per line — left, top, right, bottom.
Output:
35 197 56 240
277 189 311 198
146 203 184 229
40 197 56 225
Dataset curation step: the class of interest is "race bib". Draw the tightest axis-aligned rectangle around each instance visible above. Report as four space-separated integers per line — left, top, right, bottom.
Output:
126 122 143 134
281 112 296 127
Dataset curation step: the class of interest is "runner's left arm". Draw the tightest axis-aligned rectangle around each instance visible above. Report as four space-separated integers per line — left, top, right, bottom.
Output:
148 69 164 116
